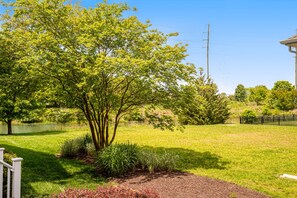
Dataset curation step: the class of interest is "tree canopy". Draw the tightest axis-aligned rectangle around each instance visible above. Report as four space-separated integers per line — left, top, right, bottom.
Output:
234 84 247 102
0 21 40 134
268 81 297 111
3 0 195 149
248 85 269 105
178 69 230 125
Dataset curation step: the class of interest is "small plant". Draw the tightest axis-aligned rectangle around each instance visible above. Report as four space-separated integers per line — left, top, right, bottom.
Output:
96 143 139 177
53 186 160 198
241 109 257 124
60 134 93 158
3 151 17 197
138 149 178 173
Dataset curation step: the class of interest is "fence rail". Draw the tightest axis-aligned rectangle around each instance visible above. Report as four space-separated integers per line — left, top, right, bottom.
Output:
0 148 22 198
240 114 297 126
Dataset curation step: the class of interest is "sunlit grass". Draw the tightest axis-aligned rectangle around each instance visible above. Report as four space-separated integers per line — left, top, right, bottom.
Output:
0 124 297 197
115 124 297 198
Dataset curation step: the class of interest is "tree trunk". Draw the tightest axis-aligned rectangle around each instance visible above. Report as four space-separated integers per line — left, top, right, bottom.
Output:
7 119 12 135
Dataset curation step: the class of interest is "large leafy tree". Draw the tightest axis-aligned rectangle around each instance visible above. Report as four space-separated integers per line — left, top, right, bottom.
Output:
6 0 194 150
234 84 247 102
268 81 297 111
178 69 230 125
0 24 40 134
248 85 269 105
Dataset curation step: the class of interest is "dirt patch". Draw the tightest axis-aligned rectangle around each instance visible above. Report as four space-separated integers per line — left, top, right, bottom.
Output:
112 171 269 198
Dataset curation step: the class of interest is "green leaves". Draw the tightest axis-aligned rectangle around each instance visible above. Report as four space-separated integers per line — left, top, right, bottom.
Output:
177 69 230 125
4 0 194 147
268 81 297 111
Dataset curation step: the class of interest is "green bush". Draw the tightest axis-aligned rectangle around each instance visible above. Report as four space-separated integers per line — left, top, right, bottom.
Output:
96 143 139 177
262 107 272 116
138 149 178 173
3 151 17 197
241 110 257 124
60 134 92 158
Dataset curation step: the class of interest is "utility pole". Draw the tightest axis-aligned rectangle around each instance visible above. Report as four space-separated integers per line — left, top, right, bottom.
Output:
203 24 210 78
206 24 210 78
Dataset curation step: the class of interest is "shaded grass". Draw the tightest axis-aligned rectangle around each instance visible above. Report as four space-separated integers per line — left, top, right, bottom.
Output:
0 129 104 197
1 124 297 197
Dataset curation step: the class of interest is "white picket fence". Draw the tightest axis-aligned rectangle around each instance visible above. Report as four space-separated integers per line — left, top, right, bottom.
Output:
0 148 22 198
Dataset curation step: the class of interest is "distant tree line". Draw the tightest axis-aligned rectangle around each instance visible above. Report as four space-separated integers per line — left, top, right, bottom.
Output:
233 81 297 113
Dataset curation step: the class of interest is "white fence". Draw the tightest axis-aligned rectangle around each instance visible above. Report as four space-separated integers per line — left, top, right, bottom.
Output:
0 148 22 198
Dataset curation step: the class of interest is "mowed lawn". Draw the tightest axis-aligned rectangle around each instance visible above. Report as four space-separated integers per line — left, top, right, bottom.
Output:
1 124 297 197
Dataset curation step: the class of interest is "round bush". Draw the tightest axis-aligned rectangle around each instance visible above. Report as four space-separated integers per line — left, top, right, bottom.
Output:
241 110 257 124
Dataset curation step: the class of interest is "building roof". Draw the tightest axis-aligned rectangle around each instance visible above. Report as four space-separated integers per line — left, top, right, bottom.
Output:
280 34 297 47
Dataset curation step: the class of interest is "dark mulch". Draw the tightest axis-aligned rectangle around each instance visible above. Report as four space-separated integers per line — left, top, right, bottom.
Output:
112 171 270 198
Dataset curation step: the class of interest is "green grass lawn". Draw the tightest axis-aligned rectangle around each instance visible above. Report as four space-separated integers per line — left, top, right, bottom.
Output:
1 124 297 197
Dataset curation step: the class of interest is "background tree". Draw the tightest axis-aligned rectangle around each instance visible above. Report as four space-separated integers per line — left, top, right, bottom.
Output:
0 27 40 134
178 69 230 125
234 84 247 102
7 0 195 150
248 85 269 105
268 81 297 111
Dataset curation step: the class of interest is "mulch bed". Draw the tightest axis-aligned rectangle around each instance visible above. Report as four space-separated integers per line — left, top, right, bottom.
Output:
112 171 269 198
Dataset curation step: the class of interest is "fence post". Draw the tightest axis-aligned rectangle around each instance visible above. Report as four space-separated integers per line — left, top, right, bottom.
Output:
0 148 4 198
12 158 23 198
278 116 281 126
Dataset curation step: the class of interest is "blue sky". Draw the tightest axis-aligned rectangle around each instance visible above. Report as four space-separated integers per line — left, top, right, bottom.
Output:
1 0 297 94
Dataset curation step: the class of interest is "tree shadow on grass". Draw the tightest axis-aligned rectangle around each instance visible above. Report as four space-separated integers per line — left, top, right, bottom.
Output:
114 146 230 184
140 146 230 170
1 144 102 197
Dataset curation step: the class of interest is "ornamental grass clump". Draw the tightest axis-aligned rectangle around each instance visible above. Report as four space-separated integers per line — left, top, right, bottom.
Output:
60 134 93 158
138 149 178 173
96 143 139 177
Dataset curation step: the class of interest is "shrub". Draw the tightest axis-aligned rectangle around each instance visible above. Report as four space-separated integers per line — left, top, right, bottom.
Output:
60 134 93 158
241 110 257 124
53 186 160 198
138 149 178 173
3 151 17 197
96 143 139 177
